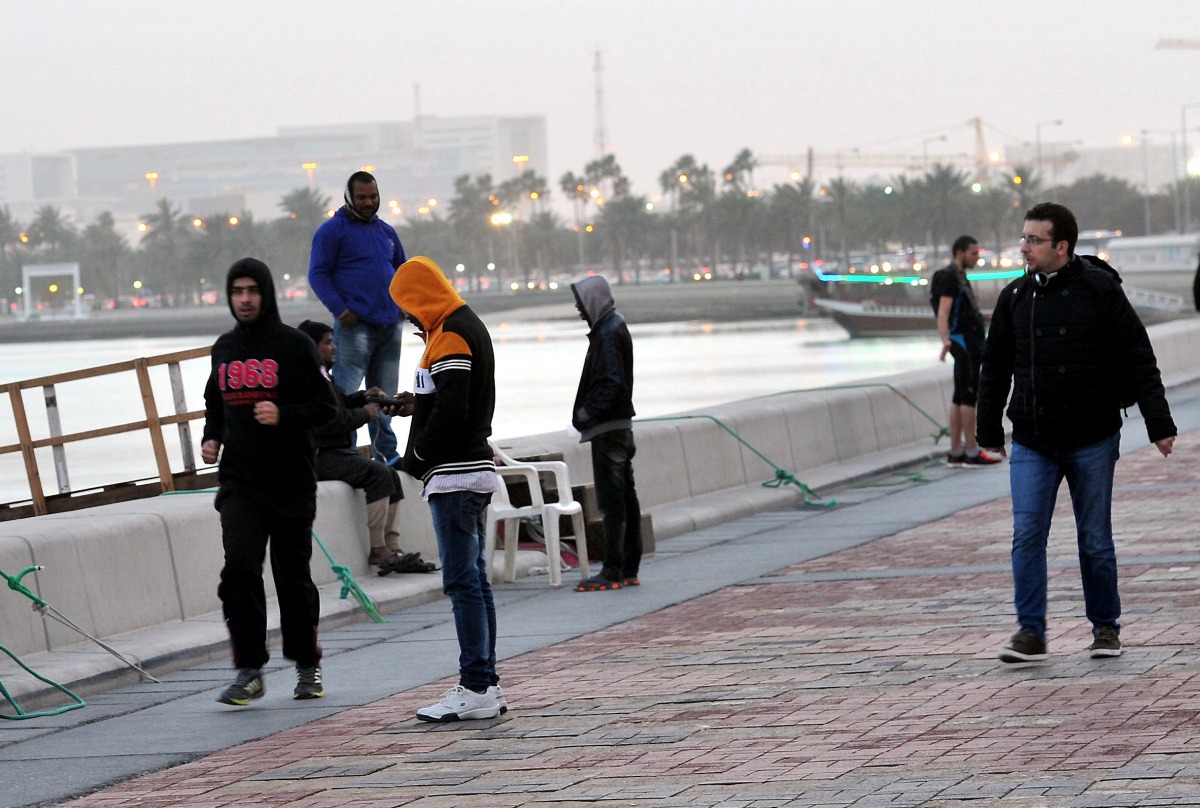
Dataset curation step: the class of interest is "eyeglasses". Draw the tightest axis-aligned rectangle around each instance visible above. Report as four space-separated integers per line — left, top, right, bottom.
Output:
1019 235 1056 247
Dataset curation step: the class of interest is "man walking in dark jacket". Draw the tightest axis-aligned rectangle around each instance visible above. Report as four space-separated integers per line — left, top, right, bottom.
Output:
977 203 1176 664
570 274 642 593
202 258 337 705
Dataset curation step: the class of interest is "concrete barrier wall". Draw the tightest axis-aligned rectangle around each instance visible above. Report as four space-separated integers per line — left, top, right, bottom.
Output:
2 319 1197 660
0 477 439 658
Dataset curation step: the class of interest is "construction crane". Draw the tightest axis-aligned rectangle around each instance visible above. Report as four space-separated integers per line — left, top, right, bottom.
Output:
1156 38 1200 49
760 118 1005 183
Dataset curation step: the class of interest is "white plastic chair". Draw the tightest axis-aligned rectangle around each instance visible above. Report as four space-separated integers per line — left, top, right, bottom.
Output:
486 439 590 587
483 468 540 583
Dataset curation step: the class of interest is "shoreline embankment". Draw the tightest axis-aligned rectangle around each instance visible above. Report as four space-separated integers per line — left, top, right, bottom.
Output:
0 279 806 344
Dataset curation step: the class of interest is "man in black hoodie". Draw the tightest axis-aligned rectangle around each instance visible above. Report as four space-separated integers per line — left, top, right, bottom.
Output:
570 274 642 593
202 258 337 706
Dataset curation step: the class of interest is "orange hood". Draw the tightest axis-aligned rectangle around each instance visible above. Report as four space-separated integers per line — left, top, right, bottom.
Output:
389 256 465 332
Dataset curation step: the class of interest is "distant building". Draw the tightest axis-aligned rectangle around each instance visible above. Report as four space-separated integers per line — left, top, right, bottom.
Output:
0 115 549 239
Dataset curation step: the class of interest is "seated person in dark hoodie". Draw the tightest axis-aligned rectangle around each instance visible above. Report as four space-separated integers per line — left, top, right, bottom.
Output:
296 318 434 575
202 258 337 706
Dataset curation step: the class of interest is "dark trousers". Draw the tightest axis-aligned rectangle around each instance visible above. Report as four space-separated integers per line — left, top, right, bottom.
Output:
316 448 399 503
217 491 322 669
590 429 643 580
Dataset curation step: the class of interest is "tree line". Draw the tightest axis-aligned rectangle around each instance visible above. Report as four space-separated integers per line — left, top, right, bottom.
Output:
0 147 1193 308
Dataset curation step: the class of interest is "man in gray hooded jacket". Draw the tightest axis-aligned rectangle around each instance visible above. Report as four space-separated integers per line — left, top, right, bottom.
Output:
570 275 642 592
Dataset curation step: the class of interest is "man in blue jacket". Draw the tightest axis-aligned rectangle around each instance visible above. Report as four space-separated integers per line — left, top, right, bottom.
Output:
570 274 642 593
308 171 406 465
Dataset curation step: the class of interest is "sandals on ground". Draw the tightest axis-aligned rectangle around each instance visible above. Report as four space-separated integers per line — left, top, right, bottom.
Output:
575 576 621 592
377 551 438 576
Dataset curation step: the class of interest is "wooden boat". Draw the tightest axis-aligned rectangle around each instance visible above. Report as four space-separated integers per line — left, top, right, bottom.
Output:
816 285 1187 338
814 298 943 338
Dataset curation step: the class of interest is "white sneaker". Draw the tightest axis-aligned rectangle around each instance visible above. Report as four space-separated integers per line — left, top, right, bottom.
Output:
489 685 508 714
416 685 501 722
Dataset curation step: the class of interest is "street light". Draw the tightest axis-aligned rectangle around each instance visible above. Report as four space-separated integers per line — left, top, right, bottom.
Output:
921 135 947 169
145 171 159 191
1143 129 1181 232
302 161 318 187
1035 119 1063 188
1182 102 1200 232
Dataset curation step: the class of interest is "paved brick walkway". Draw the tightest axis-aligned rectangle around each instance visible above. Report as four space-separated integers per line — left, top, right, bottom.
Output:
54 439 1200 807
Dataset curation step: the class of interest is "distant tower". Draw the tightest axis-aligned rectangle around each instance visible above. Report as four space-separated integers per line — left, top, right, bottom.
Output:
593 49 608 158
412 82 422 149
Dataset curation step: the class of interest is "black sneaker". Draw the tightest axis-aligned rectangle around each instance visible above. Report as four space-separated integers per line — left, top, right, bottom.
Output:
998 629 1048 663
1089 626 1122 658
217 668 264 705
294 665 325 699
946 452 965 468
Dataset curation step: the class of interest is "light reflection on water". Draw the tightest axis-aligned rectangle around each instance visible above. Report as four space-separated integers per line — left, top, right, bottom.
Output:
0 318 939 502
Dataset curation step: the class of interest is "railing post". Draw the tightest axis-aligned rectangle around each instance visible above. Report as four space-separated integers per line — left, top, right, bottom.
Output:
7 383 47 515
168 361 196 472
43 384 71 494
134 359 175 493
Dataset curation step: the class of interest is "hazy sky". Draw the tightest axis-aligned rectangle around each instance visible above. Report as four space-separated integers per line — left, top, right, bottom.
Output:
3 1 1199 199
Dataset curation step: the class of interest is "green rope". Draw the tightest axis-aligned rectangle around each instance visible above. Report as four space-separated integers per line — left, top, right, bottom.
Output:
161 489 386 623
0 565 87 720
634 414 836 508
756 382 950 445
311 530 386 623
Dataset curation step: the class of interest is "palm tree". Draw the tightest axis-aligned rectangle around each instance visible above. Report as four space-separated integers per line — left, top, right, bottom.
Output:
722 148 757 193
768 179 815 270
972 186 1020 258
81 212 132 301
559 171 590 269
923 164 972 259
822 177 857 271
658 155 713 279
600 194 652 283
139 199 192 297
141 198 188 246
27 205 76 251
584 154 627 200
279 187 333 233
448 173 497 280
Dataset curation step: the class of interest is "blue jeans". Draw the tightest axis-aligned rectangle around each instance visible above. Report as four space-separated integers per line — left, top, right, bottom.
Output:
1009 433 1121 641
332 320 402 463
427 490 497 692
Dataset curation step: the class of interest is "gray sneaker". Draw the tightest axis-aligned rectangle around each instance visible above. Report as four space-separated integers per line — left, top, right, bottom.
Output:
998 629 1048 663
1089 626 1122 658
217 668 264 706
294 665 325 699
